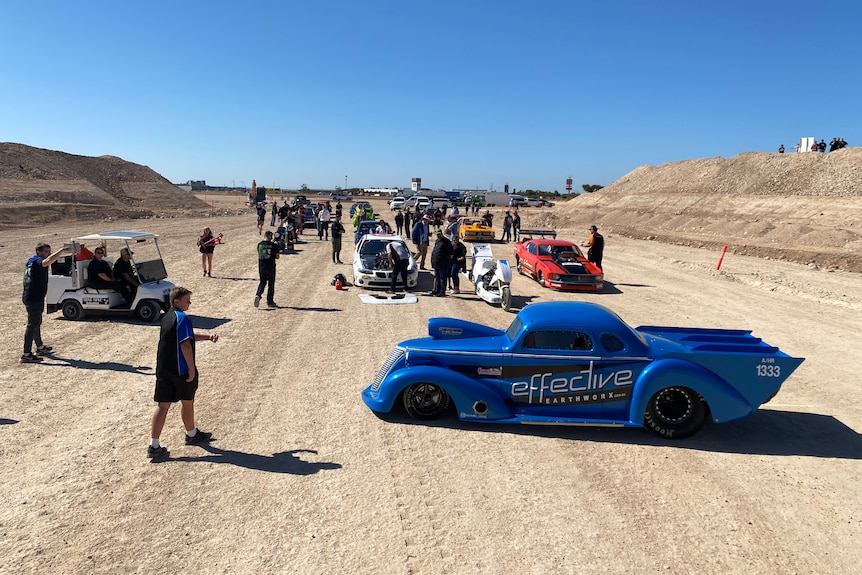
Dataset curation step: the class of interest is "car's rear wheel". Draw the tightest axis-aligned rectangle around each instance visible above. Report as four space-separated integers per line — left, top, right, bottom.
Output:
61 300 83 321
644 387 707 439
402 382 451 420
135 300 161 323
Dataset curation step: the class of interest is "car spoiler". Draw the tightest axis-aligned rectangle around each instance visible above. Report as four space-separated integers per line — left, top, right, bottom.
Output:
518 229 556 239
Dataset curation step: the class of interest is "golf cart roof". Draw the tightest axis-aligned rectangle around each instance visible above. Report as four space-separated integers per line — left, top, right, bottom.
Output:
74 231 160 242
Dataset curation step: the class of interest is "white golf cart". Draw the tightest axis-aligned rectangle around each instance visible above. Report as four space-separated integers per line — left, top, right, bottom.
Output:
46 231 175 322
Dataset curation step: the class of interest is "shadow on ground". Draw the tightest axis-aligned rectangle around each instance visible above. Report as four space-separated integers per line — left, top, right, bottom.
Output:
166 445 342 474
374 408 862 459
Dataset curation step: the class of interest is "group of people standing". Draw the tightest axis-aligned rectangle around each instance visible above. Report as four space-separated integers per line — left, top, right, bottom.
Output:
408 214 468 296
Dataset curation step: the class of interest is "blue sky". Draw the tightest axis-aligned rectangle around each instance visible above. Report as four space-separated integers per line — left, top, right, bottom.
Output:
2 1 859 193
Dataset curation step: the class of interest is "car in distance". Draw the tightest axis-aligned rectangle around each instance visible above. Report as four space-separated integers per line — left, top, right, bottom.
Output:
350 201 373 218
354 219 381 243
353 234 419 289
389 196 406 210
525 198 555 207
361 301 804 438
459 217 495 243
302 205 317 228
513 239 602 291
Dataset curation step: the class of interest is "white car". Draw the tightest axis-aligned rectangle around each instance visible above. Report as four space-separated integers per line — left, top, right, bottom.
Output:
45 231 175 322
353 234 419 290
389 196 406 210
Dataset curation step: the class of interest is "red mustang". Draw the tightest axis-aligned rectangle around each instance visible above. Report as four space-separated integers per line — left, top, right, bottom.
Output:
513 239 603 291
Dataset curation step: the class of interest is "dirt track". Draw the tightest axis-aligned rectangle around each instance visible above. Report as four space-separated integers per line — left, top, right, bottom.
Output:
1 198 861 574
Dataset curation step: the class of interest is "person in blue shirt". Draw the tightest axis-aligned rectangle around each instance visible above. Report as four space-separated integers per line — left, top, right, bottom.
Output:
411 214 431 270
147 286 219 459
21 242 71 363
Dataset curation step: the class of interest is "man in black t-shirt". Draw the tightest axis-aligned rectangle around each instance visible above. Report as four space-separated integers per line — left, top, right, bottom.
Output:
112 247 140 303
254 231 280 308
22 243 70 363
584 225 605 270
87 248 117 289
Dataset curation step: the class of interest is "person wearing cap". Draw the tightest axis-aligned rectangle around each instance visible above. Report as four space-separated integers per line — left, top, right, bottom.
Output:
583 225 604 270
113 247 141 303
411 214 431 270
429 228 454 296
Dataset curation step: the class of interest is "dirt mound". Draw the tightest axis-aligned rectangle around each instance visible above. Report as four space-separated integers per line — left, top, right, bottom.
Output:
0 142 208 227
535 148 862 272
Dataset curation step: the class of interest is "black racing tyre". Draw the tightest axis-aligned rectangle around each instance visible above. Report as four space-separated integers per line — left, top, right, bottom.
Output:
515 257 524 275
501 285 512 311
402 382 451 420
537 271 544 285
61 300 84 321
135 300 161 323
644 387 707 439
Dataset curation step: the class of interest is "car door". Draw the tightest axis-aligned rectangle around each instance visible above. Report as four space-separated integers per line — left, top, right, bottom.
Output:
521 241 538 276
504 328 607 418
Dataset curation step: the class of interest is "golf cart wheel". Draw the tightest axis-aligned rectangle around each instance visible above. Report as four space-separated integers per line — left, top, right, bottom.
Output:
61 300 84 321
501 285 512 311
135 300 161 323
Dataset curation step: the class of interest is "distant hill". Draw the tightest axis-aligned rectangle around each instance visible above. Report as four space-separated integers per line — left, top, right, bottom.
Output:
529 149 862 272
0 142 208 228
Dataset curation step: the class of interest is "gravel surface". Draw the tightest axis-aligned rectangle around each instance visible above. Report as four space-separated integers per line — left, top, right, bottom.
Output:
1 197 860 574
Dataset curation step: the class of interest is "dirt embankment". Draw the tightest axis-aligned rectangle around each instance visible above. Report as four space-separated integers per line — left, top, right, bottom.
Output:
532 149 862 272
0 142 208 227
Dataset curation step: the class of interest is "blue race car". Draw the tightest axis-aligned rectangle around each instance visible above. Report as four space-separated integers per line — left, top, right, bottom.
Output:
362 302 804 438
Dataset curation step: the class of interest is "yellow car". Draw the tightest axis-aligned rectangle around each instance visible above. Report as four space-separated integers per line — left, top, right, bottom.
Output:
459 217 495 242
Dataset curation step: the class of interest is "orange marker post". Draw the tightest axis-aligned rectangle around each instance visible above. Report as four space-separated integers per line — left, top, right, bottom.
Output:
716 245 728 270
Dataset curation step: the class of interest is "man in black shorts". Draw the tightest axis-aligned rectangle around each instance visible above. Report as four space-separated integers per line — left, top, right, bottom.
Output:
147 286 219 459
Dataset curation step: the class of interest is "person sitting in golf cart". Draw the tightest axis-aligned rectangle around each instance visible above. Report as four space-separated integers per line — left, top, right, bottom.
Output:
87 248 116 286
112 247 141 303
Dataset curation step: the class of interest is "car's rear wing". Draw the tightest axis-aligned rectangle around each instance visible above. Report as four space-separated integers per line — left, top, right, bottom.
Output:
637 325 804 403
518 229 557 239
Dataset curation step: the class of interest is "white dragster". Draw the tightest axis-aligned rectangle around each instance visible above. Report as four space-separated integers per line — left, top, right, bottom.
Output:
466 242 513 311
45 231 175 322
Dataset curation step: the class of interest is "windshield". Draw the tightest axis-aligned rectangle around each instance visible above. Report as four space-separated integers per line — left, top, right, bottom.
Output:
505 316 523 341
360 239 391 255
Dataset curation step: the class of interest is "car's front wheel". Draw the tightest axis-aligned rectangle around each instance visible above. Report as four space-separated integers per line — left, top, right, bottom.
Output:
644 387 707 439
537 271 544 286
402 382 451 420
501 285 512 311
515 257 524 275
